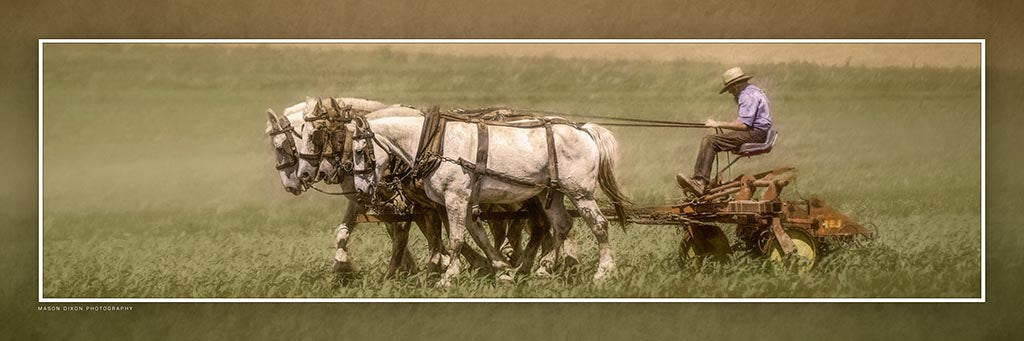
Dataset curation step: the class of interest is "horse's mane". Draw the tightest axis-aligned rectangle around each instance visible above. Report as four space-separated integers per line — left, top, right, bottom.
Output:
337 98 395 113
269 97 398 132
281 101 308 129
364 106 424 120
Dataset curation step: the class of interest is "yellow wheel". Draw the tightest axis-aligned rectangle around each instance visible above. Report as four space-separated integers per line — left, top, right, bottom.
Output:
679 225 731 265
767 227 817 272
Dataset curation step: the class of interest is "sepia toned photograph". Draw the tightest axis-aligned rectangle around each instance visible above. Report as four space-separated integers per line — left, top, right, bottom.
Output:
40 41 982 300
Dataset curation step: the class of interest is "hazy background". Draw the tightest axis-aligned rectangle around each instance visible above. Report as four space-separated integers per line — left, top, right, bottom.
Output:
304 43 981 68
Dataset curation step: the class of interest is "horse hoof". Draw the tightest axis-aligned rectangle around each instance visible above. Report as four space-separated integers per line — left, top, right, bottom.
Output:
427 261 448 274
563 256 580 269
496 270 514 284
436 278 453 288
534 267 554 279
593 266 616 281
401 264 419 275
332 260 353 273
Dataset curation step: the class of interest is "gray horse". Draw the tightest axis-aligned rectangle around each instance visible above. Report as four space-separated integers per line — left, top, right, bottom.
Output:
296 103 627 284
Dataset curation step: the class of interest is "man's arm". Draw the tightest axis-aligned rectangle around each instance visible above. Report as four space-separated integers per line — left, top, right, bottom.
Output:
705 118 750 131
707 90 756 131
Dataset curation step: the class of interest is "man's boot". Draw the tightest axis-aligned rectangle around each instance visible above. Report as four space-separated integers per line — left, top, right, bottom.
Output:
676 173 706 197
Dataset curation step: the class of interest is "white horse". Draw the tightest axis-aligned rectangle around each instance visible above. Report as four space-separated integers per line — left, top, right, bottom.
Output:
267 98 436 275
297 104 628 283
267 98 536 276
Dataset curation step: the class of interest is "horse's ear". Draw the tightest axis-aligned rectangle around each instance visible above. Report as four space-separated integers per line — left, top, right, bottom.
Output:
325 96 342 119
266 109 281 129
303 99 320 120
316 97 328 116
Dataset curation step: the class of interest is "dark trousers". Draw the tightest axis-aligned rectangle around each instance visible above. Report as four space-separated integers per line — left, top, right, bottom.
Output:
693 129 767 182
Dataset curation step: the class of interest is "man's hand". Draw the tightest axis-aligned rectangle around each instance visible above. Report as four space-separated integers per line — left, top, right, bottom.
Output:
704 118 720 128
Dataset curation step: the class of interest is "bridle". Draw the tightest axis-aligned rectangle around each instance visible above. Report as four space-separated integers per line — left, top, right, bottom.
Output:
302 100 362 180
297 119 334 168
267 124 301 171
305 115 376 183
288 98 417 214
304 109 410 210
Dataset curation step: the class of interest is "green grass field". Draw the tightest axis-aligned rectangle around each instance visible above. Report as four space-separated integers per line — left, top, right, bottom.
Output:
41 44 981 298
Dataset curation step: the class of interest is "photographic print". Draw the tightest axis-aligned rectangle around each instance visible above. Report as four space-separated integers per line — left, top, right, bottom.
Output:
39 41 982 300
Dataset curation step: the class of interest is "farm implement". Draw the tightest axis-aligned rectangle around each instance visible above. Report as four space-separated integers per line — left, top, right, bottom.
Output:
355 166 872 271
630 167 873 270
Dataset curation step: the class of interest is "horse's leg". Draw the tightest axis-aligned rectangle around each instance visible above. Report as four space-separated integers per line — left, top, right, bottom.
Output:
494 203 527 266
489 215 509 261
536 191 572 278
567 192 617 280
518 197 548 274
415 212 445 273
384 221 416 277
464 211 513 281
438 207 489 274
397 221 418 274
333 200 361 273
439 193 470 287
561 232 580 269
487 208 522 269
437 210 453 269
505 217 524 266
459 245 493 275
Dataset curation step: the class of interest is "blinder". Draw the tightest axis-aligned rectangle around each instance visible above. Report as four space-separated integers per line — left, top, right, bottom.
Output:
295 98 385 196
301 106 364 178
268 126 300 170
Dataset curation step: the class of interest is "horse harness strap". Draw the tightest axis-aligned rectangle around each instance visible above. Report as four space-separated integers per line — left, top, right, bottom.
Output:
339 126 354 173
544 121 560 208
268 127 300 138
467 122 489 220
416 108 567 210
411 106 447 179
353 116 377 175
274 157 298 170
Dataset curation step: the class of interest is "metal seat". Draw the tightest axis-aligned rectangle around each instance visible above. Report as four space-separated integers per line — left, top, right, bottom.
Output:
735 129 778 157
714 129 779 183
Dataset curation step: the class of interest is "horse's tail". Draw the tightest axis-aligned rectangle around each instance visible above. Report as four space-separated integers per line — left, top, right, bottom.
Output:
580 123 631 226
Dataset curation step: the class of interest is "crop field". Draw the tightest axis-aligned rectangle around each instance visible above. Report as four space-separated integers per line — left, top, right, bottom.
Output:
41 44 981 298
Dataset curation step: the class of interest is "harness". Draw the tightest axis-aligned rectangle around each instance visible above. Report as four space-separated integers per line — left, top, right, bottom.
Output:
267 122 301 171
303 104 586 217
409 107 580 210
301 97 371 182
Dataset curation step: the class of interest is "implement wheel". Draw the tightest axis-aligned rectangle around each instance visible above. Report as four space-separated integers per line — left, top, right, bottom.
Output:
678 225 731 265
766 227 817 272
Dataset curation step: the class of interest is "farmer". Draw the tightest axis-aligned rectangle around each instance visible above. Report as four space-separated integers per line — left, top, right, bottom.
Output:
677 67 772 195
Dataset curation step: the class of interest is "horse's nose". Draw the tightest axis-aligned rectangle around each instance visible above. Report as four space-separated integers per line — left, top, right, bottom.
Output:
317 170 327 180
299 170 311 180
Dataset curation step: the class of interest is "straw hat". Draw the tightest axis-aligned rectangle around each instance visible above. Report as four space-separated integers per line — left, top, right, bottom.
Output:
719 67 753 93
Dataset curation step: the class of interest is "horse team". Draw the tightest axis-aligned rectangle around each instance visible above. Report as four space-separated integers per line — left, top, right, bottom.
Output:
266 97 628 285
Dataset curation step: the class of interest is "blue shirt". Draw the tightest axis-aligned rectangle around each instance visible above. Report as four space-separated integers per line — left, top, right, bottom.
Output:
736 84 772 131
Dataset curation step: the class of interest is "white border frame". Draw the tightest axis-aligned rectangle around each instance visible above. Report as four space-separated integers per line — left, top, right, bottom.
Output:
38 39 986 303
